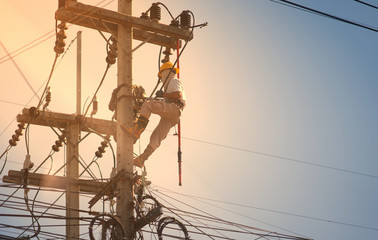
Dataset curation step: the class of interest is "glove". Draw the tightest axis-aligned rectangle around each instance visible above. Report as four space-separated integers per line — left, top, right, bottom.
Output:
155 90 164 98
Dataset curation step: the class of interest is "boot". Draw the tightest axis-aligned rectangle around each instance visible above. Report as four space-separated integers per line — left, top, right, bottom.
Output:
121 115 149 143
134 146 154 168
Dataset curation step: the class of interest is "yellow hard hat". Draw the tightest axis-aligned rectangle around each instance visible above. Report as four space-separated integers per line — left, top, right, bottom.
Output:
158 62 179 78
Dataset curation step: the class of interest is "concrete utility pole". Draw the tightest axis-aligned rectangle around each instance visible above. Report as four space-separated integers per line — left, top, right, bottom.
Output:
116 0 135 238
65 122 80 238
77 31 82 116
65 30 81 238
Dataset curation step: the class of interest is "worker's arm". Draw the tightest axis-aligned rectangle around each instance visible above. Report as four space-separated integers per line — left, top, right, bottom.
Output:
163 91 182 100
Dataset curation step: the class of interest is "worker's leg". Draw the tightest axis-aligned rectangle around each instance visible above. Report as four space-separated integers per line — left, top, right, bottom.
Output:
134 103 180 168
133 119 173 168
148 103 181 149
150 118 175 150
120 115 149 143
123 101 164 141
139 100 165 119
134 145 154 168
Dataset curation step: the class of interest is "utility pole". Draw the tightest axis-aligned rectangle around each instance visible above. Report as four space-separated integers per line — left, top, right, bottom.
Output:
65 122 80 238
77 31 82 116
116 0 135 238
65 30 82 238
3 0 193 239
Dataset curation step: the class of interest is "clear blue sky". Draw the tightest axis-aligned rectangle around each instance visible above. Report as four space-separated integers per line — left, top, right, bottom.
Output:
1 0 378 239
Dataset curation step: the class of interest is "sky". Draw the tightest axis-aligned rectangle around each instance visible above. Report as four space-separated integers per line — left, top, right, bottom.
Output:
1 0 378 239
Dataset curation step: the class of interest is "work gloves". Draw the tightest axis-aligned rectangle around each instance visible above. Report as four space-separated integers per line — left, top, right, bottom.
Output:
155 90 164 98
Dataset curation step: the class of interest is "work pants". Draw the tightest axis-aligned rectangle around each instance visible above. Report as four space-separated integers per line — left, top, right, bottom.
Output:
140 100 181 151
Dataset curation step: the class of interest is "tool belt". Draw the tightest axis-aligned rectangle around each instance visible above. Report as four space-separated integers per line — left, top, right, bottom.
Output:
165 99 185 111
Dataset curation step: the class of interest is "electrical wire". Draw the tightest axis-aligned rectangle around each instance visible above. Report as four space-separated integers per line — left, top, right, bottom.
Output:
31 153 55 226
24 123 31 155
83 63 112 117
152 189 309 240
144 189 310 240
79 122 116 168
0 0 114 66
149 46 164 98
0 30 55 64
157 10 195 93
2 2 356 239
269 0 378 33
0 99 31 107
0 34 76 139
0 41 39 99
16 191 65 238
0 147 11 175
24 187 42 239
37 0 114 112
176 134 378 180
0 1 117 238
149 189 229 240
154 186 378 233
355 0 378 10
157 2 176 20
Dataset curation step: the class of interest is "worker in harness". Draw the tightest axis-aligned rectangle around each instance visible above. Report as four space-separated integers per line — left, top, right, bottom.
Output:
121 62 186 168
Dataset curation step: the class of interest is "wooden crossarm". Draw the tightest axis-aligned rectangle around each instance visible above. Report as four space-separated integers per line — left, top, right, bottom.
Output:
64 1 193 41
2 170 106 195
55 8 182 49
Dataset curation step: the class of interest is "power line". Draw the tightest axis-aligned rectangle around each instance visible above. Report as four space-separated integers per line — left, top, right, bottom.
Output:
0 0 115 66
150 189 311 240
179 135 378 179
269 0 378 33
0 99 30 107
0 30 55 65
154 186 378 232
355 0 378 10
0 41 39 99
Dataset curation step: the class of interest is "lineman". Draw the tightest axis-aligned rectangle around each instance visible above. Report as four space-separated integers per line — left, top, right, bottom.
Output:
121 62 186 168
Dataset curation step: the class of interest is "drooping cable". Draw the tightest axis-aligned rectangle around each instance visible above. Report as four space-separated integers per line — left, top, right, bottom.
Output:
0 34 76 140
31 154 55 224
83 65 111 117
149 46 164 98
0 147 11 175
21 167 41 239
146 188 218 240
151 187 311 240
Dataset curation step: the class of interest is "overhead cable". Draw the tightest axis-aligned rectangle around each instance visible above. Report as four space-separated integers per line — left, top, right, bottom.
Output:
355 0 378 10
269 0 378 33
155 186 378 232
0 41 39 99
0 0 114 65
178 135 378 180
152 189 310 239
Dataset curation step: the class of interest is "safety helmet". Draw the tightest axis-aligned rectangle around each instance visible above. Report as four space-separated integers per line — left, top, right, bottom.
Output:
158 62 179 78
